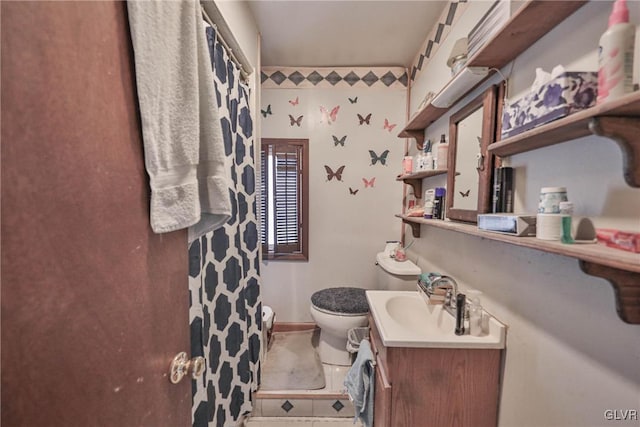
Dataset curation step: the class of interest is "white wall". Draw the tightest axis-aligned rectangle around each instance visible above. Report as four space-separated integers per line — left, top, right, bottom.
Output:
260 79 406 321
410 0 493 114
214 0 259 67
408 1 640 426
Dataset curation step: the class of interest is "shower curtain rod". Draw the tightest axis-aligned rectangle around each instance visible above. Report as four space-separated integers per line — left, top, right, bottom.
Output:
200 1 252 82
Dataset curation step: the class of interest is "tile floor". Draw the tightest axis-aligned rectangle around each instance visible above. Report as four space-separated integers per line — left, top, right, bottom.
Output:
245 416 364 427
253 364 354 417
257 364 351 397
250 363 364 425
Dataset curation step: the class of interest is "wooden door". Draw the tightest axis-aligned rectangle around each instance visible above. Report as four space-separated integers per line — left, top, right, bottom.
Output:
1 2 192 426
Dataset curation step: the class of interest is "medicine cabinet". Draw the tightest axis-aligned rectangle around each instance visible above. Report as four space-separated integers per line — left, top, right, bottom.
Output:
396 0 640 324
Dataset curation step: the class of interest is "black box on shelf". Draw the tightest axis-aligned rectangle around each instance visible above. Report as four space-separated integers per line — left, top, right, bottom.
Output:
492 167 513 213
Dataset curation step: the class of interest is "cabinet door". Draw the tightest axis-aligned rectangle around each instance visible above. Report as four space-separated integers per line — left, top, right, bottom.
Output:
374 359 392 427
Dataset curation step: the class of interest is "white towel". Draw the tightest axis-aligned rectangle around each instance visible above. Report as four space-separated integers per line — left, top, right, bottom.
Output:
127 0 231 236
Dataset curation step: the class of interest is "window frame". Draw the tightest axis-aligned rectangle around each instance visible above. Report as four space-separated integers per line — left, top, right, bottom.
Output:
260 138 309 261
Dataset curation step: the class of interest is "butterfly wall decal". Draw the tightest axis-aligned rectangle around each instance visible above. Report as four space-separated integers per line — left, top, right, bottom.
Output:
383 118 397 132
369 150 389 166
349 187 359 195
332 135 347 147
289 115 303 127
320 105 340 124
348 97 358 104
459 189 471 197
362 177 376 188
357 113 372 125
289 96 299 106
324 165 345 181
261 104 272 118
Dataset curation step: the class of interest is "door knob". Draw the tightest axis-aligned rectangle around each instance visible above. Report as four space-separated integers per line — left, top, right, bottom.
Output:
169 352 205 384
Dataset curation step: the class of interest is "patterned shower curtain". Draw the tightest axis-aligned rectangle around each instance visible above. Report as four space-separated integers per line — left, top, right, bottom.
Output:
189 24 262 427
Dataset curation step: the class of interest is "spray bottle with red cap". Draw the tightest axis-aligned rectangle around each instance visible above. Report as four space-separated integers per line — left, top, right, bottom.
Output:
597 0 636 104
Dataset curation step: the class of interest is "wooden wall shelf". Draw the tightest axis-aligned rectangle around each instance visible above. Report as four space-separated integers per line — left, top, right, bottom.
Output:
466 1 589 69
398 106 447 149
398 0 588 149
397 214 640 324
397 169 447 200
396 169 448 181
396 1 639 325
488 91 640 187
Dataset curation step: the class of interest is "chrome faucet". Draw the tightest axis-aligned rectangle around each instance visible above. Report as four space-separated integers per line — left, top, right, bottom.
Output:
421 275 468 331
429 275 459 316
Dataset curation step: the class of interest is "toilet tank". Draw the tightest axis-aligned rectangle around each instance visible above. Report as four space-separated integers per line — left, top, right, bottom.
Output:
375 252 421 291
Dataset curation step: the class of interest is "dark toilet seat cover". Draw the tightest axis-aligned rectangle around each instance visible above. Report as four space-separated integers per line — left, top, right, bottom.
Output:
311 287 369 314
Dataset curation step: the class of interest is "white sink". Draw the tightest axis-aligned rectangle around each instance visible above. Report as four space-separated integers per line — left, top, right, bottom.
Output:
366 290 506 349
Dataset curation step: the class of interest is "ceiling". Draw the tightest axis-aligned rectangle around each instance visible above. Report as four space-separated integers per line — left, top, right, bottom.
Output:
247 1 449 68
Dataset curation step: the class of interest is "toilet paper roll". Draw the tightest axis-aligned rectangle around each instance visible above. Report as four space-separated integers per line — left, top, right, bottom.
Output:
536 213 563 240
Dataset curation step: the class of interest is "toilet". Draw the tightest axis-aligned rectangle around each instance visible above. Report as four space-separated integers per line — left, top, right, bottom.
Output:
374 248 422 291
310 245 421 366
310 287 369 366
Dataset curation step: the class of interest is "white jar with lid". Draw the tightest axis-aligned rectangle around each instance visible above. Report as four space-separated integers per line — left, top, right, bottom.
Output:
538 187 567 213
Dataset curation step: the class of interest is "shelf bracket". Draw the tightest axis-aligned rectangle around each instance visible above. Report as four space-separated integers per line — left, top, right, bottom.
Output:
405 130 425 151
402 219 421 238
404 179 422 200
588 117 640 188
580 261 640 324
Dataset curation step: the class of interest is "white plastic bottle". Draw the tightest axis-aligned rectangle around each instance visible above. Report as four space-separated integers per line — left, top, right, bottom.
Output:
597 0 636 104
436 134 449 170
414 150 426 172
417 139 433 171
424 151 434 171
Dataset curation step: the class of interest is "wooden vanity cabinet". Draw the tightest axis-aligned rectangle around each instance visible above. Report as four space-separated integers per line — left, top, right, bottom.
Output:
368 315 503 427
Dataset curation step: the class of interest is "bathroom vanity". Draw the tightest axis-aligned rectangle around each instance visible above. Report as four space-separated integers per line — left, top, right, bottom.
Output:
366 291 505 427
369 318 501 427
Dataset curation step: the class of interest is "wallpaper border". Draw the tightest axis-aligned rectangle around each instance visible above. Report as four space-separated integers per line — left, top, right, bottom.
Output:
409 0 469 82
261 67 408 89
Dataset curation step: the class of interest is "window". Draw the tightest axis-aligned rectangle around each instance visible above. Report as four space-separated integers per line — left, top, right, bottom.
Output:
260 138 309 260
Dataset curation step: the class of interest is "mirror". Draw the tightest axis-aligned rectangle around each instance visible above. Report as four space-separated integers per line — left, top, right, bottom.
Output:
446 85 497 223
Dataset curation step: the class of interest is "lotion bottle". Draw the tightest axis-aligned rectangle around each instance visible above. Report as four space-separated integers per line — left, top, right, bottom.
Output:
436 134 449 170
597 0 636 104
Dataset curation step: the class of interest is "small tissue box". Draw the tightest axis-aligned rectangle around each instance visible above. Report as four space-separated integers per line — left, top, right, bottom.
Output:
501 71 598 139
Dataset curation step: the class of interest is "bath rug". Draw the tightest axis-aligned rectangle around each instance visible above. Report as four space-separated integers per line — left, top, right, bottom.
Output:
260 328 326 391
